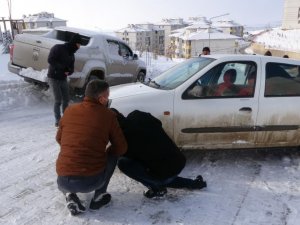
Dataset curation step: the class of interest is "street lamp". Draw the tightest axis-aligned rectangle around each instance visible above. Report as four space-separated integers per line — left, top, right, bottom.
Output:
208 13 230 48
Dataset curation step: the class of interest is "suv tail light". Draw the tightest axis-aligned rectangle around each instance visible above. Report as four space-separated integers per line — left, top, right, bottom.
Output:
9 44 14 61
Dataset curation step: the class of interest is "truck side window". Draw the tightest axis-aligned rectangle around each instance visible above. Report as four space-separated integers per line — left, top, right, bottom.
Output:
107 40 120 56
119 43 133 57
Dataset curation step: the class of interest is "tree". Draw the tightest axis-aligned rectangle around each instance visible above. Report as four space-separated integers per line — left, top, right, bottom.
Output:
2 31 12 54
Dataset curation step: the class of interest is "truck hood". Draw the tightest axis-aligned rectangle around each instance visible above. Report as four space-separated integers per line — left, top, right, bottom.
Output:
109 83 162 99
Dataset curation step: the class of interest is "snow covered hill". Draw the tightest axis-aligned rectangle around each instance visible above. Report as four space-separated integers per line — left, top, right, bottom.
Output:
1 53 300 225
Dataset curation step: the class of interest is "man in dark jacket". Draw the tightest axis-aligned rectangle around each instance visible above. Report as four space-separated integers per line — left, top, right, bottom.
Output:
56 80 127 216
114 109 207 199
48 33 81 127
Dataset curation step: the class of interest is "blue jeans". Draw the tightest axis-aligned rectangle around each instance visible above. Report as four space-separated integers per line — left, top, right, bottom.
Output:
48 78 69 124
118 157 195 190
57 154 118 197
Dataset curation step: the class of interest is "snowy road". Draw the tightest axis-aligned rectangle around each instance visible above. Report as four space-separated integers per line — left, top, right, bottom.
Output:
1 54 300 225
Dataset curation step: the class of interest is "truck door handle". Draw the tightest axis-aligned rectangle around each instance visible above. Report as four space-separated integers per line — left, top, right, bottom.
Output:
36 40 42 44
239 107 252 112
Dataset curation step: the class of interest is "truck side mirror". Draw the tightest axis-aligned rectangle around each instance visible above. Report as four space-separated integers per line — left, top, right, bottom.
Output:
133 54 138 60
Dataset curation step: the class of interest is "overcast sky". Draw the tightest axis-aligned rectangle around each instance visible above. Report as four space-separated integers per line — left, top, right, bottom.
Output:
0 0 284 30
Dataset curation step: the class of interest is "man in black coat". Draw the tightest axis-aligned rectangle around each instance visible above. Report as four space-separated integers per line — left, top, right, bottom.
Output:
114 109 207 198
47 33 81 127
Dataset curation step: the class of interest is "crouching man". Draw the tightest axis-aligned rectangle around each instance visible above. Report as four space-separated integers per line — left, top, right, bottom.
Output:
55 80 127 216
113 109 207 199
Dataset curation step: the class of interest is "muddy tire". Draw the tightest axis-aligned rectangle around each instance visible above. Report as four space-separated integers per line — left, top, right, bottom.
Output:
137 72 146 83
89 75 103 82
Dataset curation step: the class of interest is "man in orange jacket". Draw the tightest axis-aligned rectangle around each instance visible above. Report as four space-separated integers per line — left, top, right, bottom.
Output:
56 80 127 216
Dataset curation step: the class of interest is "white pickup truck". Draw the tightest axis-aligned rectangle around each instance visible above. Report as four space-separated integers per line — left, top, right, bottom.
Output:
8 27 147 92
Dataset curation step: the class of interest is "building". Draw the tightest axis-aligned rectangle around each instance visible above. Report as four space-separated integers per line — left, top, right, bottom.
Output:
115 16 243 57
186 16 244 37
212 19 244 37
155 18 189 55
115 23 165 55
22 12 67 29
282 0 300 29
170 19 241 59
173 29 241 58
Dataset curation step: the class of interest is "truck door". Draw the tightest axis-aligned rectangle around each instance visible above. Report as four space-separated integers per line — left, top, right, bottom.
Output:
105 40 125 86
255 59 300 148
118 42 139 82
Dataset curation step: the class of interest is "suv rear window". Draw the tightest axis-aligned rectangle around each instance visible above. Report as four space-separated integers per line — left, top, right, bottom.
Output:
54 30 90 46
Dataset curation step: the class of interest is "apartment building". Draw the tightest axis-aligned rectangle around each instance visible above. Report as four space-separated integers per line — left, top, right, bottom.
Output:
115 23 165 55
212 19 244 37
155 18 189 55
171 27 241 58
170 21 209 58
115 16 243 57
22 12 66 29
282 0 300 29
170 17 241 59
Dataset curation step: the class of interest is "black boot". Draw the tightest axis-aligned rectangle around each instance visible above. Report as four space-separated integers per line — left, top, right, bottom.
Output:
188 175 207 189
89 192 111 210
143 187 167 198
65 193 86 216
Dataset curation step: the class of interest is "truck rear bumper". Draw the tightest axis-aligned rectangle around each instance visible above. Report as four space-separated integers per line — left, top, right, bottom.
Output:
7 62 49 87
7 61 22 75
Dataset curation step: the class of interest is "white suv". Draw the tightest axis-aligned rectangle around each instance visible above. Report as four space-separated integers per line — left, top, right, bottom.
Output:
109 55 300 150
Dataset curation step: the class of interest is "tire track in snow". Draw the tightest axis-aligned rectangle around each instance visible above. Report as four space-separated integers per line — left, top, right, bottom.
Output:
231 163 262 225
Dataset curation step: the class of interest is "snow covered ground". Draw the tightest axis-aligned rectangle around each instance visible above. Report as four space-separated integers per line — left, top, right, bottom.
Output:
1 52 300 225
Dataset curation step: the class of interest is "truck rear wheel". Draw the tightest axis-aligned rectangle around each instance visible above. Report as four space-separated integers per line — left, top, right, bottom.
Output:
73 71 104 99
137 71 146 83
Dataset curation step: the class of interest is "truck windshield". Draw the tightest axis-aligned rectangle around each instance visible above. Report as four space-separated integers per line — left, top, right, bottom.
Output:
146 57 215 90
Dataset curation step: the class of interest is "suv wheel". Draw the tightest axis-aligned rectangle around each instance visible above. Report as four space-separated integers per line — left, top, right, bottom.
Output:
89 75 103 81
137 72 146 83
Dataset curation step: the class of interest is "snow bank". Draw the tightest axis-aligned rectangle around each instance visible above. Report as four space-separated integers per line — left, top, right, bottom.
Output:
0 52 22 82
139 54 184 81
0 81 52 112
254 28 300 53
0 54 52 112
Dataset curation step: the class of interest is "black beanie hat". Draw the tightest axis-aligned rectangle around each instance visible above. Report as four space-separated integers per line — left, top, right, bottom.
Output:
202 47 210 52
69 33 81 45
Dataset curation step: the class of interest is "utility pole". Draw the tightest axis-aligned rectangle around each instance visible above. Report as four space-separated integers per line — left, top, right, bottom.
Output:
7 0 12 19
7 0 14 37
1 17 7 32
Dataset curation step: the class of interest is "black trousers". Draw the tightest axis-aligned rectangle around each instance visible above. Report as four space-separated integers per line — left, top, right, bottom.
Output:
118 156 195 190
